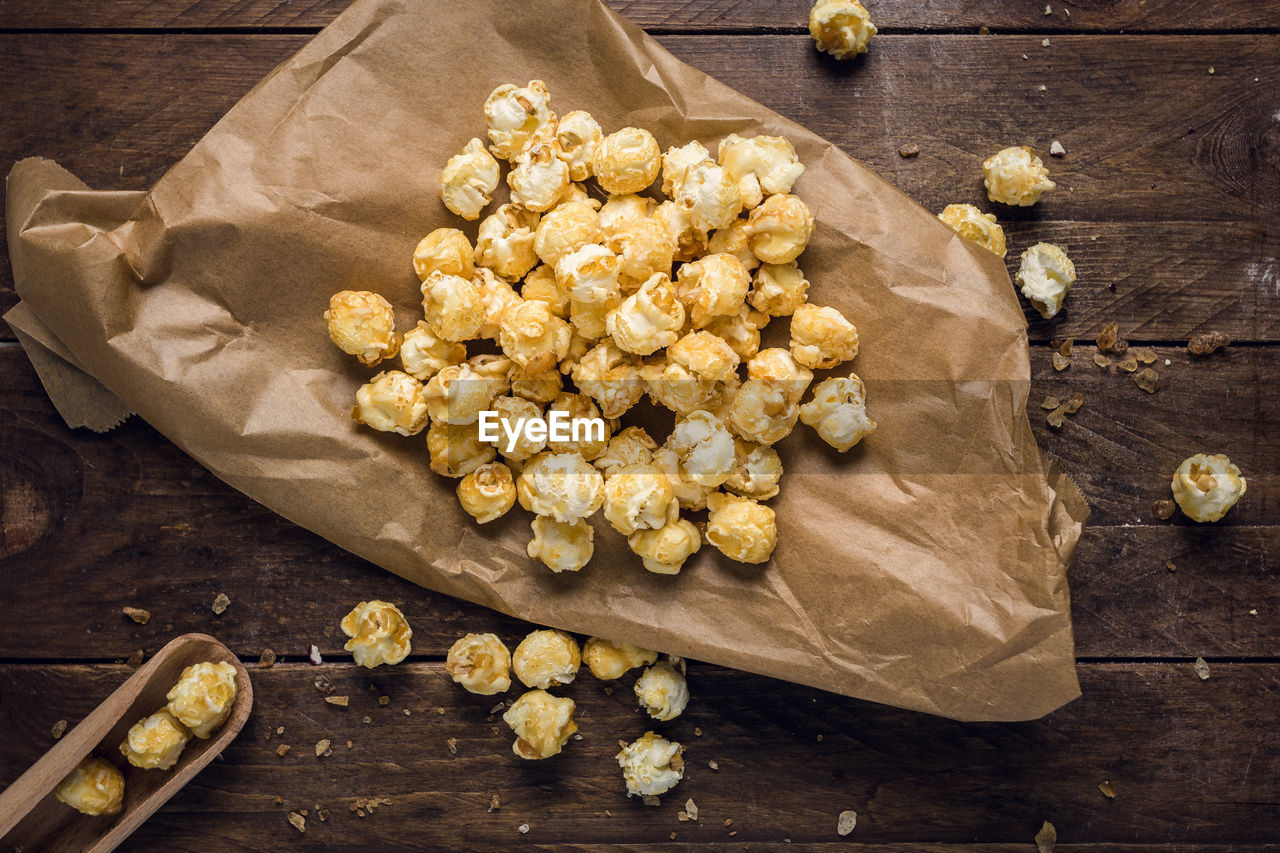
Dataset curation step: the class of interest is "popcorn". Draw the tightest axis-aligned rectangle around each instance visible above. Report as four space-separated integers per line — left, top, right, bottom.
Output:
668 330 740 383
569 295 618 340
744 193 814 264
676 252 752 328
471 268 522 341
352 370 430 436
325 290 400 366
508 142 571 213
1171 453 1247 522
545 392 613 459
475 203 541 281
617 731 684 797
628 517 703 574
652 445 714 511
661 140 712 197
555 110 603 180
594 426 658 479
718 134 805 209
527 515 595 573
499 298 574 368
427 419 496 478
425 363 494 425
420 271 485 342
399 321 466 381
341 600 412 668
675 160 744 235
571 340 646 418
520 264 571 318
606 273 686 356
598 192 657 236
799 374 877 451
634 660 690 721
749 261 810 316
642 357 718 417
667 410 736 488
440 137 501 221
653 199 709 263
789 303 860 369
707 217 761 272
54 757 124 816
484 80 555 161
457 462 517 523
593 127 662 194
413 227 475 281
748 347 814 404
1016 242 1076 319
467 353 514 398
445 632 512 695
809 0 878 59
727 379 800 445
603 463 679 535
583 637 658 680
167 661 238 739
534 200 603 268
503 689 578 760
516 451 606 522
938 203 1008 259
705 492 778 563
725 439 783 500
704 304 766 360
555 180 600 209
120 708 190 770
490 395 547 461
512 629 582 689
510 359 565 405
556 243 621 306
608 217 677 291
983 146 1056 206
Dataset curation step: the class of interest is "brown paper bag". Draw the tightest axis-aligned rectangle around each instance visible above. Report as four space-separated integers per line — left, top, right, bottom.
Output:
4 0 1087 720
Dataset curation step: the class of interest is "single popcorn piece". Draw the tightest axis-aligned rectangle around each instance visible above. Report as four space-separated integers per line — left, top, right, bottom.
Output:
789 303 860 369
748 347 814 404
503 689 578 760
628 516 703 574
706 491 778 563
608 217 677 290
595 426 658 479
545 391 613 459
661 140 712 197
472 268 523 341
571 340 646 418
597 192 657 236
603 463 679 535
744 193 814 264
341 600 412 668
938 203 1008 259
512 629 582 689
809 0 878 59
445 632 512 695
669 330 741 384
749 261 810 317
510 358 565 405
607 273 686 356
521 264 571 319
516 451 606 522
718 134 805 210
413 227 475 281
676 252 752 328
654 199 710 263
707 217 761 272
652 446 715 511
166 661 238 739
527 515 595 573
54 757 125 816
399 321 466 381
800 374 877 451
705 304 766 360
642 358 718 417
569 294 619 340
457 462 517 523
583 637 658 680
490 395 547 461
635 660 690 721
1171 453 1247 522
556 243 621 306
593 127 662 194
727 379 801 445
675 160 744 235
1016 242 1077 319
324 290 400 366
725 439 784 500
484 80 555 161
534 200 603 268
120 708 190 770
440 137 501 221
424 363 495 425
508 142 571 213
983 146 1056 206
427 419 496 478
667 410 737 488
467 354 514 398
499 298 574 368
475 203 541 281
617 731 684 798
352 370 430 436
556 110 603 181
420 271 485 342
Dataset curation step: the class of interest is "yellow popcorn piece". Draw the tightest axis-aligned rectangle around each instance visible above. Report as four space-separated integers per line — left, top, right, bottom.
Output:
800 374 877 452
607 273 686 356
651 445 715 511
520 264 571 319
571 340 646 419
674 160 743 235
120 708 190 770
635 660 690 721
593 126 662 194
983 146 1056 206
527 515 595 573
508 142 571 213
724 439 783 500
413 227 475 281
749 261 810 317
167 661 238 739
676 252 752 328
555 110 603 181
352 370 430 436
55 757 124 816
718 133 805 209
512 629 582 689
726 378 800 446
594 426 658 479
445 632 512 695
425 363 497 425
704 304 766 361
1016 242 1076 319
489 395 547 461
1171 453 1247 522
707 216 762 272
661 140 712 198
420 270 485 342
426 419 496 478
628 516 703 574
440 137 500 221
324 290 400 366
475 203 541 281
499 298 574 368
617 731 684 797
597 192 657 236
534 200 603 268
748 347 814 404
341 600 412 669
608 217 677 291
668 330 741 383
744 193 814 264
484 80 555 161
556 242 621 307
583 637 658 680
503 689 578 759
667 410 737 488
706 491 777 563
938 203 1007 259
653 198 710 263
603 463 679 536
789 303 860 369
545 391 614 459
809 0 878 59
399 320 466 381
457 462 517 524
472 268 522 341
516 451 606 523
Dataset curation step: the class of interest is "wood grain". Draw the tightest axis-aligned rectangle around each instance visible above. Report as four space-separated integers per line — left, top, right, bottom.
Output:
1 662 1276 848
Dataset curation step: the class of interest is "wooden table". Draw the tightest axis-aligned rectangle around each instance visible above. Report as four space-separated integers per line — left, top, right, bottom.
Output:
1 1 1277 849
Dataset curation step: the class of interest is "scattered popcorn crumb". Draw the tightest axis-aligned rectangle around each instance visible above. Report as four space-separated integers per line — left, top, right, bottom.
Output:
1096 321 1127 354
979 25 990 34
362 716 372 724
122 606 151 625
325 696 349 707
276 744 291 757
709 759 719 770
1042 38 1051 47
1153 500 1176 520
436 707 447 716
489 794 502 812
1036 821 1057 853
126 649 144 668
694 727 703 737
1132 347 1157 364
518 823 530 834
315 738 332 757
1134 368 1160 393
211 593 230 615
346 740 353 749
1093 353 1111 368
259 649 276 668
1049 141 1066 157
1037 84 1047 92
380 696 391 706
643 795 662 807
1188 331 1230 355
403 708 411 716
309 645 323 665
51 719 67 739
897 143 920 158
1117 354 1138 373
1250 609 1258 616
1167 560 1177 572
1164 358 1171 366
318 808 329 822
1194 657 1211 680
1099 780 1117 798
276 726 285 735
685 798 699 820
1046 407 1067 429
1041 396 1061 411
288 812 305 833
837 810 858 836
1044 4 1052 13
1208 66 1215 74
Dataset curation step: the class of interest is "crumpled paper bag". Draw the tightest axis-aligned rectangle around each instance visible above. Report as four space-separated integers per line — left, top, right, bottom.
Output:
4 0 1087 721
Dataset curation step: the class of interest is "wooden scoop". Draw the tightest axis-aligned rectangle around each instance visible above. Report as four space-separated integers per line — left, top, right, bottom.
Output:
0 633 253 852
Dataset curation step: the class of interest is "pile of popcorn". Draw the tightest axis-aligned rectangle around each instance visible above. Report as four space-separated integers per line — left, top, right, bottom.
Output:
324 80 876 575
54 661 239 817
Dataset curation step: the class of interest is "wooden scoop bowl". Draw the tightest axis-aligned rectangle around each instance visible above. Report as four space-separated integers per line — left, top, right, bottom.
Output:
0 633 253 852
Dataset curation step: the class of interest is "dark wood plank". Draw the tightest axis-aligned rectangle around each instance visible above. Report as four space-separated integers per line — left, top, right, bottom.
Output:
0 347 1275 660
1 662 1277 848
3 34 1277 340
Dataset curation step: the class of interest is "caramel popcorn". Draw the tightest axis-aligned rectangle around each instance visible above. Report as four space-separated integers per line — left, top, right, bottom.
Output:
1171 453 1247 522
608 217 678 290
341 600 412 668
726 379 800 445
642 357 718 417
516 451 605 522
938 203 1007 259
520 264 571 318
597 192 657 236
490 395 547 461
651 445 715 511
676 252 752 328
983 146 1056 206
55 757 124 816
167 661 238 739
607 273 686 355
718 134 805 209
414 227 475 281
653 198 709 263
707 217 761 272
705 304 766 360
603 463 679 535
512 629 582 689
471 268 522 341
534 200 602 268
555 110 603 181
744 193 814 264
661 140 712 197
628 517 703 574
674 160 744 235
545 391 614 459
800 374 877 451
556 242 621 308
440 137 501 221
667 410 737 488
503 689 578 760
475 203 540 281
445 632 512 695
668 330 740 383
725 439 783 500
457 462 517 523
424 363 494 425
809 0 878 59
571 340 645 419
120 708 190 770
420 271 485 342
427 419 496 478
508 142 571 212
510 359 565 404
527 515 595 573
749 261 810 317
706 491 777 563
484 80 555 161
399 321 466 381
352 370 430 436
594 127 662 194
789 303 860 369
748 347 813 404
594 426 658 479
617 731 684 797
1016 242 1076 319
499 298 574 368
583 637 659 680
635 660 690 721
325 290 400 366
